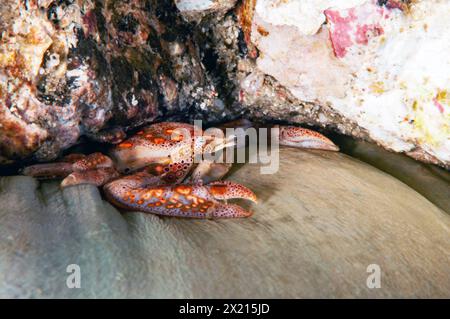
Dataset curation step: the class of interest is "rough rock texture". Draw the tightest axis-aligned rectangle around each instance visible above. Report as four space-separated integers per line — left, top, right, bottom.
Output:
250 0 450 167
1 0 449 170
194 0 450 168
193 0 372 139
0 0 235 165
0 147 449 298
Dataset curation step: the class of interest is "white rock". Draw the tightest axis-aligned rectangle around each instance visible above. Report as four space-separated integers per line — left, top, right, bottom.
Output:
175 0 237 21
255 0 367 35
251 0 450 165
176 0 217 12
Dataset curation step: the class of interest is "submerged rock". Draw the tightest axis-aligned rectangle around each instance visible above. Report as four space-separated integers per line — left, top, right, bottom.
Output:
0 148 449 298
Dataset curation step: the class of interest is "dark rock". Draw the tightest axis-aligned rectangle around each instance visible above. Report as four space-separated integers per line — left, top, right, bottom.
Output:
0 0 234 165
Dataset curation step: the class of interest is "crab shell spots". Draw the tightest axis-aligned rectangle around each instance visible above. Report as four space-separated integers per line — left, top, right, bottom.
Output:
118 142 133 148
151 188 164 198
283 127 322 139
212 204 253 218
175 185 192 195
209 184 228 196
171 134 184 142
208 181 258 203
142 193 151 200
200 202 214 210
154 165 164 174
72 153 114 171
152 137 166 144
185 195 198 204
63 153 87 163
176 170 185 178
278 126 339 151
164 173 178 183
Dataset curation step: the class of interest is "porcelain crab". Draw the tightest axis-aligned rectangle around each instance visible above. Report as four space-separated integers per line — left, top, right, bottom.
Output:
23 121 338 218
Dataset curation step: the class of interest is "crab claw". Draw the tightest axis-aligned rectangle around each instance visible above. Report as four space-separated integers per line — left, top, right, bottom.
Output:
210 203 253 218
103 177 256 219
206 181 257 203
277 125 339 151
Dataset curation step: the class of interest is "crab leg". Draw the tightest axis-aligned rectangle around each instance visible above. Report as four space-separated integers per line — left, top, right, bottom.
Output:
103 177 256 218
23 153 112 178
188 160 232 184
22 162 75 179
61 168 119 188
23 152 118 187
61 153 88 163
276 125 339 151
61 152 118 187
71 152 114 170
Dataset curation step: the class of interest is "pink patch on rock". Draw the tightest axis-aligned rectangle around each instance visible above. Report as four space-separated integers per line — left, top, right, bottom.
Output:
325 1 388 58
324 8 356 58
355 24 384 45
433 98 445 113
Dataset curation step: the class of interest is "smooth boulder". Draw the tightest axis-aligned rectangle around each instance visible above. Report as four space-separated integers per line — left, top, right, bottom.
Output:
0 147 449 298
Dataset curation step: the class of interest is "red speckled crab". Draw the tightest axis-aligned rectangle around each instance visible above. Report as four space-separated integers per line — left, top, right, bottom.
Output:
23 121 338 218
